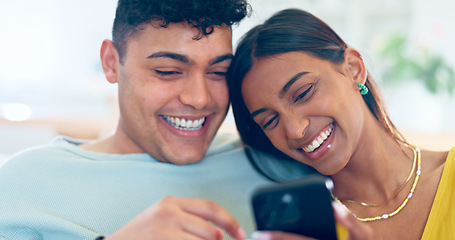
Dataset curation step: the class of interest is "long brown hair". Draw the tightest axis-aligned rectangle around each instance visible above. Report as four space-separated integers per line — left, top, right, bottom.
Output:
228 8 407 160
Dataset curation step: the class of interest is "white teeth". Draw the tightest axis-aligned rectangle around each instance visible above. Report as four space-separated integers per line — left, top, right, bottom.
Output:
301 124 333 153
163 116 206 131
306 145 315 152
321 132 327 139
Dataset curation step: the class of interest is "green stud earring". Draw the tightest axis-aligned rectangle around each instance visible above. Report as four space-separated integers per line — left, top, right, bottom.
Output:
358 83 369 95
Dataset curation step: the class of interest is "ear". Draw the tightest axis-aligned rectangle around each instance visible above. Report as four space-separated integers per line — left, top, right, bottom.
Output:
344 48 367 86
100 39 120 84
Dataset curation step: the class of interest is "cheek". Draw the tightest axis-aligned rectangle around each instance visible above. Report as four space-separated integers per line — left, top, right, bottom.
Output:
266 131 288 152
121 83 173 120
210 81 229 107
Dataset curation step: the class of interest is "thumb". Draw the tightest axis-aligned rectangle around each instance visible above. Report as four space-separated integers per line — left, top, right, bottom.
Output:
332 202 373 240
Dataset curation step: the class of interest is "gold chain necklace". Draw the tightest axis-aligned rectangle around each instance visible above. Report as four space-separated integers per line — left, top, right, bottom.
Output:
333 145 417 207
333 146 421 222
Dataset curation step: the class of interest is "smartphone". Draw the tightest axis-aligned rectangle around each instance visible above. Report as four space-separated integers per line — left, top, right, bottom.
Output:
251 174 337 240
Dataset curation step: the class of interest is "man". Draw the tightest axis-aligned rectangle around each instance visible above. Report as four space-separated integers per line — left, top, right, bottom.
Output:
0 0 271 239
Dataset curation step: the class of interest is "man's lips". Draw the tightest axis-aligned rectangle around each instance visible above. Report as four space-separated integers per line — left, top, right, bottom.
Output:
162 115 206 131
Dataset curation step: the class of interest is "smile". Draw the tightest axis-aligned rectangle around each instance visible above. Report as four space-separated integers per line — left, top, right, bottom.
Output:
163 116 206 131
301 123 333 153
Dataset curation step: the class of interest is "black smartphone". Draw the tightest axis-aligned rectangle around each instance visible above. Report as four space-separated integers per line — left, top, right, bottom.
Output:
251 174 337 240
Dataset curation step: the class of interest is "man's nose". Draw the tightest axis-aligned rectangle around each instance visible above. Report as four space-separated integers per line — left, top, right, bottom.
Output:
179 73 211 109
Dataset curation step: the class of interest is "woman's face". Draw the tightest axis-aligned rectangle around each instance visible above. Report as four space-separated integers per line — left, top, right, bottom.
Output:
241 50 367 175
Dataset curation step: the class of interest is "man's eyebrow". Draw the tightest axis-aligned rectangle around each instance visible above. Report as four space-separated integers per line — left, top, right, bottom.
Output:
210 54 233 65
146 51 190 64
279 71 310 98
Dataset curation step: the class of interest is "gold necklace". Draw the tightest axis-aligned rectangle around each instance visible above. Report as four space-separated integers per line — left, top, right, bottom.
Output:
333 145 417 207
334 146 421 222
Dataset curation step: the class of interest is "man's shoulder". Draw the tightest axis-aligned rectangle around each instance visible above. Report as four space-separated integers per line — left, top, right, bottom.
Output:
1 136 83 168
0 153 10 167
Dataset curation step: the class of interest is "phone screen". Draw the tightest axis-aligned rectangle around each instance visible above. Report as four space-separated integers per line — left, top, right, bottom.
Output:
251 174 338 240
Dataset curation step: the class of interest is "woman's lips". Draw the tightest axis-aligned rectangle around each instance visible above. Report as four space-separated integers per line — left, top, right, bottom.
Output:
302 123 333 153
299 122 335 161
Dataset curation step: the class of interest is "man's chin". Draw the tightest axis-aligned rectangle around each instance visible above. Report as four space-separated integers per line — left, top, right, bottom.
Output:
153 123 220 164
166 153 206 165
154 146 208 165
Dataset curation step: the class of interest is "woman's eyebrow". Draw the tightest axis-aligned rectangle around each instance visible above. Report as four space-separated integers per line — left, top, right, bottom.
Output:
279 71 309 98
251 108 267 118
250 71 310 118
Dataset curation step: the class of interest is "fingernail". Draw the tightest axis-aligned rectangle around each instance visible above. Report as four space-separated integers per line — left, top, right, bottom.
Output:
332 201 348 218
251 231 272 240
237 227 246 240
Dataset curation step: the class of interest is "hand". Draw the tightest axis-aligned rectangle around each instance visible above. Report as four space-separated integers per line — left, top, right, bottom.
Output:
250 231 317 240
250 202 373 240
332 202 372 240
105 196 246 240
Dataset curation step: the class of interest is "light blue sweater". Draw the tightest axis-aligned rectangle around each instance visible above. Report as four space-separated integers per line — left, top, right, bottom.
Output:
0 133 272 240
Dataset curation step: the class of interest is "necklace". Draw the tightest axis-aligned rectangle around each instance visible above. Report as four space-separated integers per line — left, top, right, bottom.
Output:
333 145 417 207
334 146 421 222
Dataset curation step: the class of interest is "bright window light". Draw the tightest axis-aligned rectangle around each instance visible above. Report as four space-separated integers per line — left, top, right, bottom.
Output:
1 103 32 121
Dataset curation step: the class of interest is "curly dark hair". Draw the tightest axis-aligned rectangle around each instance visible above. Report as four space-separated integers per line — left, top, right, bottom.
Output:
112 0 251 61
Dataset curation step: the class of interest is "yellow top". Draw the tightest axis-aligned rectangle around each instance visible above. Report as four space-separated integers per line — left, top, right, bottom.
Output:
336 147 455 240
336 223 348 239
421 147 455 239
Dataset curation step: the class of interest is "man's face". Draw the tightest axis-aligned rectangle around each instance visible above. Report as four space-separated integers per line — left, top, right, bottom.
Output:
114 22 232 164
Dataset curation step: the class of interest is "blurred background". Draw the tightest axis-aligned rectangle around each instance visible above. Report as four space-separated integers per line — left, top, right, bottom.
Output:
0 0 454 157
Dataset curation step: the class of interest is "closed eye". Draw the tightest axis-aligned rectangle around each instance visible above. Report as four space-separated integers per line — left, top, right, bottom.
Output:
262 114 279 130
294 85 314 103
155 70 181 76
212 71 227 76
207 71 228 81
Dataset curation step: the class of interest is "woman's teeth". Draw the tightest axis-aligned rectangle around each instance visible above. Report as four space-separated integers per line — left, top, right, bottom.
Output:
163 116 206 131
302 124 333 153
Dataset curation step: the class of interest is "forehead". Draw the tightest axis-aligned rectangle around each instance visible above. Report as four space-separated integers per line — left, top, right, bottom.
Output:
244 52 339 85
125 21 233 60
244 53 310 88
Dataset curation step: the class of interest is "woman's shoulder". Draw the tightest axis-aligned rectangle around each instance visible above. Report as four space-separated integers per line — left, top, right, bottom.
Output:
447 147 455 161
420 147 455 239
421 147 452 173
439 147 455 176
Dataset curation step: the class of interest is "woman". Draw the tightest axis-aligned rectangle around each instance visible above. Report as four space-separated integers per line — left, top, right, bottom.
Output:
228 8 454 240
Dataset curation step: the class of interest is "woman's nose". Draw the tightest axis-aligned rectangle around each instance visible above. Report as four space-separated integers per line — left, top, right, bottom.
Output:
283 115 309 140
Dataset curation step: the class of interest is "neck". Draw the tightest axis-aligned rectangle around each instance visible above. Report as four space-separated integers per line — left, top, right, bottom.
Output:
79 122 145 154
331 122 413 205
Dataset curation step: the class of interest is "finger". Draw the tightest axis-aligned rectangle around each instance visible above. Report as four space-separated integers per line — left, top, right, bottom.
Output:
180 197 246 240
251 231 317 240
179 231 215 240
332 202 373 240
180 210 225 240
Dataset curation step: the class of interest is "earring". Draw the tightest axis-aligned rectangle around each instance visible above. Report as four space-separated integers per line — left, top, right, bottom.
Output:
358 83 369 95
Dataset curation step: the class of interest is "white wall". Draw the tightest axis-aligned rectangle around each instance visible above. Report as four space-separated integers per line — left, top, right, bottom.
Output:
0 0 117 119
0 0 454 154
232 0 455 142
